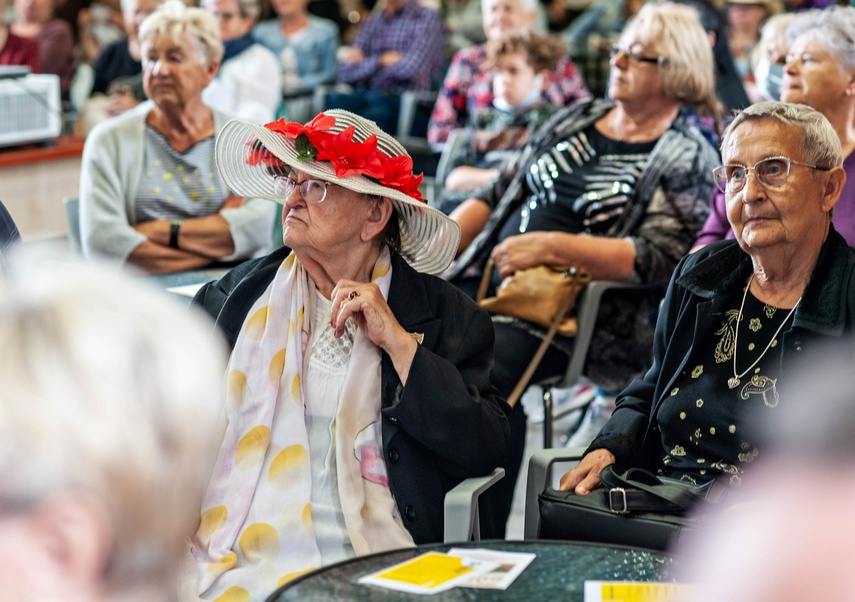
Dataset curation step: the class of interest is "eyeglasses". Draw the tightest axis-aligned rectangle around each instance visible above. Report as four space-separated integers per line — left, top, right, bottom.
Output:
609 44 668 66
273 175 331 203
712 156 831 194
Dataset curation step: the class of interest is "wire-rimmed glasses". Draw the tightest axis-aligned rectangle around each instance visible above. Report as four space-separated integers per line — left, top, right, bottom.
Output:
712 156 831 194
273 175 331 203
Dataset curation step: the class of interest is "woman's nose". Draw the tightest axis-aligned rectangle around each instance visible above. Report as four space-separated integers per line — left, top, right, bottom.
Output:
740 170 767 204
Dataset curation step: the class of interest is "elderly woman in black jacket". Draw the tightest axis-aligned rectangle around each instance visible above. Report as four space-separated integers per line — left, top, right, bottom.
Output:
561 102 855 495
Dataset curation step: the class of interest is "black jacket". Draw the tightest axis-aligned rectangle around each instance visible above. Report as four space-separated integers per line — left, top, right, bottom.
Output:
193 247 510 544
590 227 855 475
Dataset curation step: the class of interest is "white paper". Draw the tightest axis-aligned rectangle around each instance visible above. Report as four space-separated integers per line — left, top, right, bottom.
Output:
447 547 536 590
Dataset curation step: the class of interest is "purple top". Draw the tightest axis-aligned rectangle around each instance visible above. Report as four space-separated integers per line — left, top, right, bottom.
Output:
694 151 855 248
337 1 445 94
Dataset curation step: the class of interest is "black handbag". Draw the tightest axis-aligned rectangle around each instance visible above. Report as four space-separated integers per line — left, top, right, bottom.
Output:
537 465 713 552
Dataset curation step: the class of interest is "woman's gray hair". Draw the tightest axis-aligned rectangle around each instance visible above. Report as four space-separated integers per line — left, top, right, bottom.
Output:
722 101 844 169
236 0 261 20
626 3 716 107
0 258 226 598
787 6 855 73
481 0 538 16
139 0 224 65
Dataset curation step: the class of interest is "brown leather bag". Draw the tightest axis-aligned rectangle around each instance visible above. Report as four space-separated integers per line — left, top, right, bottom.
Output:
476 259 591 406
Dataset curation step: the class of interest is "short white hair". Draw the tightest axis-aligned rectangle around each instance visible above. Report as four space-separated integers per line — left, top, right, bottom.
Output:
0 258 227 598
139 0 224 65
481 0 538 16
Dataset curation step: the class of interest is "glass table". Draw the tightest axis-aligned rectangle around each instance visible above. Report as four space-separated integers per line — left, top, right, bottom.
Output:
265 540 681 601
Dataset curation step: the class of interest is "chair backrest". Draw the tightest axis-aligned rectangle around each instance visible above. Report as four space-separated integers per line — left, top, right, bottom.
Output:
0 200 21 271
64 196 81 254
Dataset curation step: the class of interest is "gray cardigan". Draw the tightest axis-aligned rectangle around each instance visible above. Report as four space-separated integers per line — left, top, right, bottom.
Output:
79 101 275 262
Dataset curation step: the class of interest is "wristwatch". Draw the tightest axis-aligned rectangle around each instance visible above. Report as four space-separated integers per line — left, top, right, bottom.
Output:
169 219 183 249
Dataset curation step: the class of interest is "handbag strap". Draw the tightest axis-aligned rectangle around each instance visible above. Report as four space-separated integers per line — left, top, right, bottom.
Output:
505 266 586 408
475 258 495 303
599 465 708 515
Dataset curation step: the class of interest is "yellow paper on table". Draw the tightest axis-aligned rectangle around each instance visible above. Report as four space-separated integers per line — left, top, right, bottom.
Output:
358 551 499 595
584 581 696 602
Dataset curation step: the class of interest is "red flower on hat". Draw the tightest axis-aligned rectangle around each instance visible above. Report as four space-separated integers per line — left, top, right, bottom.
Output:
379 154 424 202
315 126 385 179
264 113 336 139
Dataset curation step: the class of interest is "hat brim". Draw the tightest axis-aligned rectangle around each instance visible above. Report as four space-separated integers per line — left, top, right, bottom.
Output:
215 118 461 276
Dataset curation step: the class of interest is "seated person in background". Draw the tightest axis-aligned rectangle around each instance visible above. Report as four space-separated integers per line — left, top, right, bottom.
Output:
80 0 274 275
444 4 720 535
190 109 509 600
252 0 338 96
329 0 445 134
0 0 41 71
10 0 75 98
201 0 281 123
429 0 589 146
76 0 125 67
694 6 855 250
0 259 226 602
562 0 645 57
440 30 565 214
726 0 780 93
744 11 796 103
76 0 160 136
560 102 855 497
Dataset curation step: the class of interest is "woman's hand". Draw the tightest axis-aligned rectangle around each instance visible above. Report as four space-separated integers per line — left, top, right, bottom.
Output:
331 280 418 384
558 448 616 494
491 232 555 279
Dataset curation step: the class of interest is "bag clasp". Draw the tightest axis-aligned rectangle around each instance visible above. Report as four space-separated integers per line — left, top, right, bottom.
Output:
608 487 629 514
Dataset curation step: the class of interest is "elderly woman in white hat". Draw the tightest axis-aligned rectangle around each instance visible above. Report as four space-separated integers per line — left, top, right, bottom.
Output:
190 110 509 601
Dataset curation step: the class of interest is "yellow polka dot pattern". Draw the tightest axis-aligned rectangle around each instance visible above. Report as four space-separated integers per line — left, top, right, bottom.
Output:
269 349 286 385
238 523 280 561
227 370 247 412
268 444 309 490
245 306 269 340
277 568 315 588
198 505 228 547
235 426 271 470
213 586 250 602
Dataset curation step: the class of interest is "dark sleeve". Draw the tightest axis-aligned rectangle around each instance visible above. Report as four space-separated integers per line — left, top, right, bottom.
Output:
384 288 510 480
586 252 694 466
91 43 116 95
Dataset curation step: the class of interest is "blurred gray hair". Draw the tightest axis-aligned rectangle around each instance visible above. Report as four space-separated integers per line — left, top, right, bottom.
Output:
722 101 843 169
139 0 225 65
481 0 538 16
787 6 855 73
0 258 226 597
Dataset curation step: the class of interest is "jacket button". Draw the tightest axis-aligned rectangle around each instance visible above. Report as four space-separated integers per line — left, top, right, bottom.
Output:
405 504 416 519
388 416 399 424
389 448 400 463
794 342 803 352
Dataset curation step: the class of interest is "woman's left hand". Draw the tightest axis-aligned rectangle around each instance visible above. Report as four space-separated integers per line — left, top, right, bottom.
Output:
491 232 554 279
331 280 418 383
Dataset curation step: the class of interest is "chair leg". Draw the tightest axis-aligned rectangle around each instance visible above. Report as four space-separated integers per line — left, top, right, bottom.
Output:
542 386 553 449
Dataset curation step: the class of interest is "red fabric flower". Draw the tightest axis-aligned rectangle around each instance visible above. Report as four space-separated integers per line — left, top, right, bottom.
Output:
379 154 424 202
244 140 285 168
315 126 385 179
264 113 336 139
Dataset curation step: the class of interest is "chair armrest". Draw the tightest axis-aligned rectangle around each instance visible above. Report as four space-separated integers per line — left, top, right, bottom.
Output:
443 467 505 543
523 447 586 539
434 128 467 187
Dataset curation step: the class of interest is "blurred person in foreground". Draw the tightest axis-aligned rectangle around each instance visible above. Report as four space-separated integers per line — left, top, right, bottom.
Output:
80 0 274 274
560 101 855 496
190 109 509 600
446 4 720 534
676 340 855 601
0 258 226 602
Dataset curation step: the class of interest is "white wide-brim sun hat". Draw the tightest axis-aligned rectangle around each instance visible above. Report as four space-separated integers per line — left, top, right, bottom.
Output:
215 109 461 275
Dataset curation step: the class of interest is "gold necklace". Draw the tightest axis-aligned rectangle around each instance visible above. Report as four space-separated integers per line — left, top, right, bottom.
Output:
728 274 801 390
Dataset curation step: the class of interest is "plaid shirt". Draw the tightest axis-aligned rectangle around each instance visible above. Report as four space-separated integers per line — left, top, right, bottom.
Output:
427 44 591 145
337 1 446 94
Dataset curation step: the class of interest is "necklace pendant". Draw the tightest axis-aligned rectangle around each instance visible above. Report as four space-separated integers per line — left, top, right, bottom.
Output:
728 376 741 389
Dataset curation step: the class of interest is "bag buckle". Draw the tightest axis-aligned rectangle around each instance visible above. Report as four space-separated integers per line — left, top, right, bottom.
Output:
608 487 629 514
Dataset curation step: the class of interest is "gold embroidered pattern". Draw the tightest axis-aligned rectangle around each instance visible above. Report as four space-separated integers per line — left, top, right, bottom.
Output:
764 304 776 318
691 365 703 378
714 308 741 363
749 318 762 332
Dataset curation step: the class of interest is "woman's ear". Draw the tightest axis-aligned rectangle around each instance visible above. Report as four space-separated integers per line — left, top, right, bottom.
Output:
362 196 393 242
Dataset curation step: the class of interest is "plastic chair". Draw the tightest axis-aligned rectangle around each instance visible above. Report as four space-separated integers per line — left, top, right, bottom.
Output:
442 467 505 542
523 447 585 539
64 196 81 254
537 281 661 448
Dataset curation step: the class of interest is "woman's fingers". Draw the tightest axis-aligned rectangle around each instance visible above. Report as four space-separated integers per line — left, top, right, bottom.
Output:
557 448 616 494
